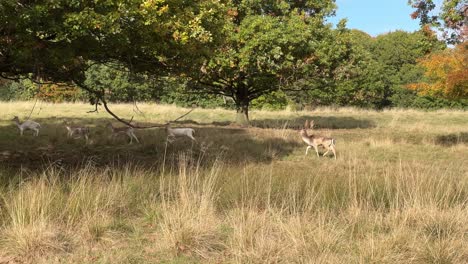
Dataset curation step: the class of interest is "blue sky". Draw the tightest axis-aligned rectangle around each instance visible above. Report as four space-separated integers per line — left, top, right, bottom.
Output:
328 0 422 36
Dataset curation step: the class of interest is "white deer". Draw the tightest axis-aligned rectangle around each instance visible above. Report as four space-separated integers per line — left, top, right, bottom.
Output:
106 123 140 144
166 123 196 143
12 116 41 136
65 122 90 143
300 120 336 160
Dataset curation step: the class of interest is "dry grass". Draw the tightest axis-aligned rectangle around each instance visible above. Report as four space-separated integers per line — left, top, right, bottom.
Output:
0 102 467 263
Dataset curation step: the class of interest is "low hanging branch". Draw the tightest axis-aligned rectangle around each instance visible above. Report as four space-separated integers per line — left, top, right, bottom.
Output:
75 80 194 129
170 108 195 123
100 96 194 128
87 101 100 113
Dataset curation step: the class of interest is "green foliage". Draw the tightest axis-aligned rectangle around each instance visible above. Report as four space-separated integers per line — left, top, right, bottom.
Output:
84 64 159 102
0 0 227 83
193 0 338 122
251 91 289 110
391 86 468 110
372 30 444 77
332 29 389 108
0 79 39 101
0 78 85 102
158 79 226 108
370 30 447 107
83 64 227 108
287 28 449 110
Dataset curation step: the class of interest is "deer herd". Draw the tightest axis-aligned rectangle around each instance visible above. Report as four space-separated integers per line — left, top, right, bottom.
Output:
11 116 337 159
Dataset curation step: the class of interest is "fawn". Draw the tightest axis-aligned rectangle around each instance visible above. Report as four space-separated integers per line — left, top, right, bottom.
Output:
165 123 196 143
65 122 90 143
12 116 41 136
106 123 140 144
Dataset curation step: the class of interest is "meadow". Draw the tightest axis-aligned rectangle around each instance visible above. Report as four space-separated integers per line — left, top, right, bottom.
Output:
0 101 467 263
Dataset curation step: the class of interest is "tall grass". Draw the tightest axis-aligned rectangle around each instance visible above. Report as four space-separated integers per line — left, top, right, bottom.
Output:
0 102 467 263
0 154 466 263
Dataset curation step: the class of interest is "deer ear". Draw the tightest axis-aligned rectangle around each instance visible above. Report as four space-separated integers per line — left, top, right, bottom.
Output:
304 120 309 129
309 120 314 129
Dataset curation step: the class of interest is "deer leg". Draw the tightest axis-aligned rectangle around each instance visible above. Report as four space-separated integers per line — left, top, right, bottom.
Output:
125 131 133 144
323 148 330 157
166 135 175 143
133 133 140 143
331 146 336 160
305 146 311 155
323 145 331 157
313 145 320 157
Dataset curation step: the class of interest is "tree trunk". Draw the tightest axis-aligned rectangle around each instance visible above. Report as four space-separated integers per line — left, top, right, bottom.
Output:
235 100 249 126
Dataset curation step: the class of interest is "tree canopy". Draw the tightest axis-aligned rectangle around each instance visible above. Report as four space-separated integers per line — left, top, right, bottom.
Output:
191 0 340 124
0 0 226 82
407 42 467 99
409 0 467 43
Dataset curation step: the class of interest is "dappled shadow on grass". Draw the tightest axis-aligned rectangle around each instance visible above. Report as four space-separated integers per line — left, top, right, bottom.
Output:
0 117 301 172
250 115 376 130
164 115 376 130
435 132 468 146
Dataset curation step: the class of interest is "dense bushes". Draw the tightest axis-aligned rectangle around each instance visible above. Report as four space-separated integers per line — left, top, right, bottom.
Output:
391 86 468 109
0 79 39 101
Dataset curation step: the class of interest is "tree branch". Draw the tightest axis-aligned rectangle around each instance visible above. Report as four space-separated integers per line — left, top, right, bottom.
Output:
75 79 194 129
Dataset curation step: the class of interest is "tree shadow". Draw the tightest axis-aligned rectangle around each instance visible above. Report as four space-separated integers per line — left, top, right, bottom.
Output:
434 132 468 146
170 119 232 127
0 117 301 172
250 115 376 129
169 115 376 130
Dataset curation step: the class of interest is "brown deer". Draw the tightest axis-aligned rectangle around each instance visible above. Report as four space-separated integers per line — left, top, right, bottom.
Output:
300 120 336 160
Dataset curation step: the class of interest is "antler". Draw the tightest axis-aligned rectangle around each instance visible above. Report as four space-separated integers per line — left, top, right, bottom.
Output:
309 120 314 129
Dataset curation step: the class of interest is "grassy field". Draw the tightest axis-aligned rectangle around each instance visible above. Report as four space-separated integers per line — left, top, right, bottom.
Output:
0 101 467 263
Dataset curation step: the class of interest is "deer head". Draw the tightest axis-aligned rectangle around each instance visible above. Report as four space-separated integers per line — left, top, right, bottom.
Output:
299 119 313 136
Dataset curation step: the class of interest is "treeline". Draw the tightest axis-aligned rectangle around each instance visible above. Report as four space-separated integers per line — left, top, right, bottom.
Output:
1 29 465 110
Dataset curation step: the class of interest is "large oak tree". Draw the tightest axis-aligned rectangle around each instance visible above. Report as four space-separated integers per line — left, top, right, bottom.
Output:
191 0 338 124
